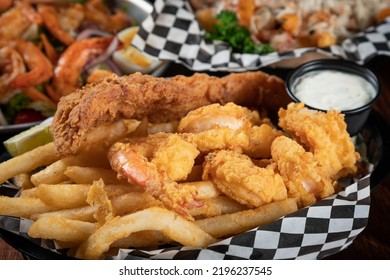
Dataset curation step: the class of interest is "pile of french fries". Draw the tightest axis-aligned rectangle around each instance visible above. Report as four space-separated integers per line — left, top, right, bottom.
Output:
0 118 298 260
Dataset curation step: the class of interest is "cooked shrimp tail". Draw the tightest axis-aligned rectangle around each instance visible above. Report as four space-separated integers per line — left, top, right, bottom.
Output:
11 40 53 89
0 46 25 102
52 36 113 96
108 134 202 221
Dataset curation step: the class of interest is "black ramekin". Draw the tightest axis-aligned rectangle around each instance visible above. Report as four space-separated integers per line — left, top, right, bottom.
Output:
285 59 381 136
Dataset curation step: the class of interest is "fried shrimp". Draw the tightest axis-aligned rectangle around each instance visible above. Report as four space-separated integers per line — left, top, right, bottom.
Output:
177 102 262 133
278 103 360 179
202 149 287 207
178 102 283 158
271 136 335 208
108 133 202 221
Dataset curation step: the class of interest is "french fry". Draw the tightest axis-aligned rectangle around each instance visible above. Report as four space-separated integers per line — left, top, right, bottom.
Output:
179 180 220 199
86 179 114 225
36 183 135 209
104 184 140 197
37 184 90 209
0 196 58 218
13 173 35 189
111 192 161 216
19 188 39 198
80 119 141 153
0 142 59 184
31 159 70 186
64 166 128 185
28 216 97 243
31 151 118 187
30 206 97 222
189 195 249 218
195 198 298 238
75 207 217 259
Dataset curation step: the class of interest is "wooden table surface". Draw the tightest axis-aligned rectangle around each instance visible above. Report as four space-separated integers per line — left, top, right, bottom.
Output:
1 56 389 260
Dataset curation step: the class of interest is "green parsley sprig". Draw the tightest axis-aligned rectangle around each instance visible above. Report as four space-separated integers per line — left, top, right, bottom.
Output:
204 11 274 55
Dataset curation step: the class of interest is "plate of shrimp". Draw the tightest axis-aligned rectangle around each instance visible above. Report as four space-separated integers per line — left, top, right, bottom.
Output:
0 0 168 131
191 0 390 52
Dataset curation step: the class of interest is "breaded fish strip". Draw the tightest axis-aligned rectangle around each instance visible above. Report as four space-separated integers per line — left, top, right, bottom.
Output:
51 71 288 156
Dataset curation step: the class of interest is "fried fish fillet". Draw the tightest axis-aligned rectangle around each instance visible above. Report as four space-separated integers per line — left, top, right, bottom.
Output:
51 71 289 156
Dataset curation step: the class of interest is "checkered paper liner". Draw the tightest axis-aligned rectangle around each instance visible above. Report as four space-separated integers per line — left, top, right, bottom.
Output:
132 0 390 71
0 175 370 260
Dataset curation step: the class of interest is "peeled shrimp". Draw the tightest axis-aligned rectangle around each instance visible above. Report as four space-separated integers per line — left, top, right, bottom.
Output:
177 102 261 133
37 3 85 46
202 149 288 207
271 136 335 208
84 0 131 33
52 36 113 96
0 46 25 102
0 3 33 47
178 102 283 158
278 102 360 180
108 133 202 221
10 40 53 89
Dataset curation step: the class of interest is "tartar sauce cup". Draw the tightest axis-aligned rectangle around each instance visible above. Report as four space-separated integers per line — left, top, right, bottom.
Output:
285 59 381 136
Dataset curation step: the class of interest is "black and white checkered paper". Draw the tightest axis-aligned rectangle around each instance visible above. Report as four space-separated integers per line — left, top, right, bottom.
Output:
0 0 379 258
0 175 370 260
132 0 390 71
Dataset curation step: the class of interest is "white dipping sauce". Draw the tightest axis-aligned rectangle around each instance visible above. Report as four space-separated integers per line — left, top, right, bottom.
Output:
293 70 377 111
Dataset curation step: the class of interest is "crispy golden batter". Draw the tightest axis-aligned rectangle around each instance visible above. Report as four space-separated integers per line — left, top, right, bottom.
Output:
108 133 201 221
278 103 360 179
271 136 335 208
177 102 283 158
202 149 288 207
51 71 288 156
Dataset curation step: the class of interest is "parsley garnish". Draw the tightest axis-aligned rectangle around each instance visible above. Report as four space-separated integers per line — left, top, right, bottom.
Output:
205 11 274 55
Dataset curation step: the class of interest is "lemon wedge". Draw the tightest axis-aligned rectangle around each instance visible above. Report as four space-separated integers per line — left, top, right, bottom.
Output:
113 26 162 74
3 118 53 157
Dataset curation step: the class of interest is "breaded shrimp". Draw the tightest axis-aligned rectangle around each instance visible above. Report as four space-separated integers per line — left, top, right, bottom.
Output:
108 133 202 221
178 102 283 158
202 149 287 207
278 103 360 179
271 136 335 208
